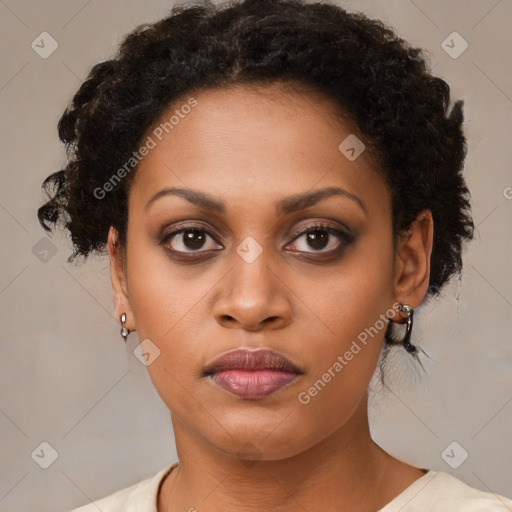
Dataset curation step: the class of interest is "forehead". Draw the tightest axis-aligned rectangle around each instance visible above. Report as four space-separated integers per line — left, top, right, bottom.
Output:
128 83 388 217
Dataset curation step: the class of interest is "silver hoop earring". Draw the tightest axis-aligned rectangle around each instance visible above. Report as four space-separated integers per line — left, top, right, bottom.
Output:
120 313 130 341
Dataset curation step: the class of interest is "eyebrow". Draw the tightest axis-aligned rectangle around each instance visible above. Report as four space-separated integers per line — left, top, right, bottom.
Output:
144 185 367 215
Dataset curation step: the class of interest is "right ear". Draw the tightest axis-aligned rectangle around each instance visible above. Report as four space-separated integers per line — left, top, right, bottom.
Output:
107 226 135 332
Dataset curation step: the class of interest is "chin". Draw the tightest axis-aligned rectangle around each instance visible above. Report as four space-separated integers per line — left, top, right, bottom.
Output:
200 408 334 462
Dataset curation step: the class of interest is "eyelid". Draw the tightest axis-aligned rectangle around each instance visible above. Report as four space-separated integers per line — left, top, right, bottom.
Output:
158 222 221 245
286 220 351 241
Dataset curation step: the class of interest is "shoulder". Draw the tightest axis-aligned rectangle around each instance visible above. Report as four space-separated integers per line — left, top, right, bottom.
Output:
381 470 512 511
69 463 178 512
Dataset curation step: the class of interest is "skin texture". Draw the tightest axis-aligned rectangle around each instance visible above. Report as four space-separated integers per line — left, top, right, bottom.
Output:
108 83 433 512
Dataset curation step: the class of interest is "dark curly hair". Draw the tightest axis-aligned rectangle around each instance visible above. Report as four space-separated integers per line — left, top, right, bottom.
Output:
37 0 474 355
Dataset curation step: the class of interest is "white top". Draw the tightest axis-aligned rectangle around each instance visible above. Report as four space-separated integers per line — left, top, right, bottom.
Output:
71 462 512 511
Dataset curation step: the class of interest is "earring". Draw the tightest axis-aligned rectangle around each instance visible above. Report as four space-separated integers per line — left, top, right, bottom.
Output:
120 312 130 341
397 304 417 353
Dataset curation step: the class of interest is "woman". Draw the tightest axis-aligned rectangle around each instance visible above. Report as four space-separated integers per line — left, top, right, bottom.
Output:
37 0 512 510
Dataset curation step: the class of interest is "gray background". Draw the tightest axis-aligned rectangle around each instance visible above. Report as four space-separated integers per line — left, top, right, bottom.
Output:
1 0 511 511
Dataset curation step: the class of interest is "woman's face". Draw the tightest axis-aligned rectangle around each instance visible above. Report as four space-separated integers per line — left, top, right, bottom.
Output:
110 83 415 460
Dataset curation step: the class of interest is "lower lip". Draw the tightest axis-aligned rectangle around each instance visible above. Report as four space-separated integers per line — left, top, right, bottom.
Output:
210 370 299 399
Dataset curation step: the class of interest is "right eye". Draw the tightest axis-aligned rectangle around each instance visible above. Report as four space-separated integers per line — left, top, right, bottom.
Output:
160 225 223 254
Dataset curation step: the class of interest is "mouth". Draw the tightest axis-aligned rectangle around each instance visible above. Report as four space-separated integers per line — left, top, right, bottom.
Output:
203 348 303 399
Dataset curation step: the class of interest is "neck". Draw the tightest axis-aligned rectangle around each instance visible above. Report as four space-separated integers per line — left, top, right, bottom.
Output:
158 395 418 512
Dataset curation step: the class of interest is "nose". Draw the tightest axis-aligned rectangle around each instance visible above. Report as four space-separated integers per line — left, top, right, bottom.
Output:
212 248 293 332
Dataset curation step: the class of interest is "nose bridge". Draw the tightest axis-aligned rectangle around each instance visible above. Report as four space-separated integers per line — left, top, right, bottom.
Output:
214 235 291 329
231 234 277 303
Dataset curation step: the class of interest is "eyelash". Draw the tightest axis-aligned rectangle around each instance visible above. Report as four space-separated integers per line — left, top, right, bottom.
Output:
286 223 353 257
159 222 353 259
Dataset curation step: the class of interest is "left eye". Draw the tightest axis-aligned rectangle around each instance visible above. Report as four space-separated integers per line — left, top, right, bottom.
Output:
287 225 349 253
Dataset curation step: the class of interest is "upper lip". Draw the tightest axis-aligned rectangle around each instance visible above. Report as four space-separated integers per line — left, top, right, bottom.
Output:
203 349 303 375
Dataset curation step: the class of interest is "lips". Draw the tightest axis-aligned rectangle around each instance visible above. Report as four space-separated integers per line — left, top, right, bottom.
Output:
204 349 303 399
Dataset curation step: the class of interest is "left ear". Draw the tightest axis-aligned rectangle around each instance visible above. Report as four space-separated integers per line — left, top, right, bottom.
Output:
392 209 434 307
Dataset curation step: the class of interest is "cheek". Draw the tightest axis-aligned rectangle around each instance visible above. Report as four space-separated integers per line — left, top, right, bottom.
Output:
314 230 395 343
125 231 198 338
124 241 216 407
291 235 395 407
